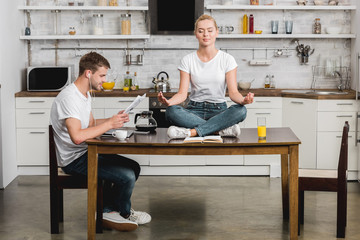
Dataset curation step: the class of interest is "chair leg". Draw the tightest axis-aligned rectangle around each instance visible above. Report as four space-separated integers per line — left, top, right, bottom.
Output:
50 187 60 234
59 189 64 222
96 180 104 234
298 190 304 236
336 188 347 238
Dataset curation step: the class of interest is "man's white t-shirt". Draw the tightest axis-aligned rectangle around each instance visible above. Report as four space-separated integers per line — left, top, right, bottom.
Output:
50 83 92 167
178 50 238 103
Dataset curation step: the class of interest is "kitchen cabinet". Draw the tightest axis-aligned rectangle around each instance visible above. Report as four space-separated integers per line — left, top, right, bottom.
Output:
316 99 358 171
242 97 282 167
282 98 317 168
16 97 54 166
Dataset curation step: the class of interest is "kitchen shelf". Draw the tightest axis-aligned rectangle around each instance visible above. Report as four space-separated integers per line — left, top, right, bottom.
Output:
19 35 150 40
217 33 356 39
206 5 356 10
18 6 148 11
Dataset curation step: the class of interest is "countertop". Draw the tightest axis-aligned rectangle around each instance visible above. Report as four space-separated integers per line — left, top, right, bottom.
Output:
15 88 357 100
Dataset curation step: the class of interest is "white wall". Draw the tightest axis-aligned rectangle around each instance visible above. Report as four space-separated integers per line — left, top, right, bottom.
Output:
0 0 25 188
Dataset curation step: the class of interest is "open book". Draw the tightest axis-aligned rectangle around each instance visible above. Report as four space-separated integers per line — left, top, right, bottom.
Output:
183 135 223 143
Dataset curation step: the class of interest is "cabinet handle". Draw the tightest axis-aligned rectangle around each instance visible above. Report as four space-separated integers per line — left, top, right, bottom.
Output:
336 115 353 118
28 100 45 103
336 136 352 138
118 100 133 103
29 132 46 134
255 112 271 115
290 101 304 104
29 112 45 114
336 103 353 105
256 100 271 103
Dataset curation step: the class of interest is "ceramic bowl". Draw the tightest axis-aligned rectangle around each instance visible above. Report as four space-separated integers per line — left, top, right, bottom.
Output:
325 26 342 34
238 82 251 90
296 0 307 5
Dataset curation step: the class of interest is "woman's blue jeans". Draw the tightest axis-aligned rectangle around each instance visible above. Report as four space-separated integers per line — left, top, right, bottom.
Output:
165 100 247 137
62 153 138 217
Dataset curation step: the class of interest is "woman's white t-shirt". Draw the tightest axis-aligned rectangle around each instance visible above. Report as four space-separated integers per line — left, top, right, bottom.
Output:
50 83 92 167
178 50 238 103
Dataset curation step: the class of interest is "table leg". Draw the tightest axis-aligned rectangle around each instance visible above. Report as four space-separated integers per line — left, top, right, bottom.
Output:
88 145 98 240
289 145 299 240
281 154 289 220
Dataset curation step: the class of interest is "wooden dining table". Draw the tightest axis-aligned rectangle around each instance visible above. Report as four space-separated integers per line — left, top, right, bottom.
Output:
86 127 301 240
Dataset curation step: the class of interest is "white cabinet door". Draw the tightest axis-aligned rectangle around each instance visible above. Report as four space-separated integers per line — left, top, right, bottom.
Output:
317 131 357 170
244 109 282 128
17 128 49 165
282 98 317 168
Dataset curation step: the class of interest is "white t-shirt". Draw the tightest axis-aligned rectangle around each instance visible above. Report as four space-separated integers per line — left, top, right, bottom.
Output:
178 50 238 103
50 83 92 167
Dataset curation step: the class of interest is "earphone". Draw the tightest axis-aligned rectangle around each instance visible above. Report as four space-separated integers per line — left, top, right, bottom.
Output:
88 73 91 78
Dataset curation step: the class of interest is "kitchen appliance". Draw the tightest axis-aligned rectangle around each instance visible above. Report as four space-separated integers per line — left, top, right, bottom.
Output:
149 0 204 35
149 97 189 128
134 111 157 132
27 66 71 91
152 71 171 92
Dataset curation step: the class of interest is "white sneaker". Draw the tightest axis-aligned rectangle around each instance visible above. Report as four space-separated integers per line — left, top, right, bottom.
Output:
129 209 152 225
167 126 191 139
219 124 241 138
103 211 138 231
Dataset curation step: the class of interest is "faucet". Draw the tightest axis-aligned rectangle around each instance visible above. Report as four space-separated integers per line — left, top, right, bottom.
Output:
333 71 344 91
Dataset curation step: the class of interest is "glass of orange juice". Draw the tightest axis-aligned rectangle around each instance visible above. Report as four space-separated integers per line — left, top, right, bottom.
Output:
257 117 266 140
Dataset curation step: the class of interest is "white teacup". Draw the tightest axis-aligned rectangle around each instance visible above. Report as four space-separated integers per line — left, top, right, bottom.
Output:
112 130 127 140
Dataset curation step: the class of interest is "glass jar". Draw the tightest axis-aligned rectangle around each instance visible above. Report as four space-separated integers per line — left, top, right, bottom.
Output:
97 0 107 6
250 0 259 5
109 0 118 6
93 14 104 35
264 0 274 5
328 0 339 5
124 71 132 90
249 14 254 34
314 18 321 34
121 14 131 35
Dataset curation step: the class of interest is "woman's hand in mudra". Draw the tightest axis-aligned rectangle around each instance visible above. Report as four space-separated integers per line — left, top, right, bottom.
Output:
242 92 254 105
157 91 171 106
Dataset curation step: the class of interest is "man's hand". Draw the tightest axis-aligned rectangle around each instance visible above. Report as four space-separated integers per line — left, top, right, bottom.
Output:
157 91 171 106
109 110 129 129
242 92 254 105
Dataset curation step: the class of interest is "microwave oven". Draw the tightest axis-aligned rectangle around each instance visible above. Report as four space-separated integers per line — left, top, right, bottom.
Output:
27 66 72 91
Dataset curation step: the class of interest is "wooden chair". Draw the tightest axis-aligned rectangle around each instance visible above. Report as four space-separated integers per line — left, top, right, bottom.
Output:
49 125 103 234
298 121 349 238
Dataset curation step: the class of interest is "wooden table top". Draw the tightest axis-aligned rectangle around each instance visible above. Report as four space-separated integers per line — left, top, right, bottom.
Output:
87 127 301 147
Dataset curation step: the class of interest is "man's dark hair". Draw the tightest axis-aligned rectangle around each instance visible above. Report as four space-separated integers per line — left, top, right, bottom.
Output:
78 51 110 77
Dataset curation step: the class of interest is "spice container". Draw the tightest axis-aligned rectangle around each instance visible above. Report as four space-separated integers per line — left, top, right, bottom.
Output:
264 75 270 88
121 14 131 35
250 0 259 5
270 75 276 88
98 0 107 6
131 72 139 90
68 26 76 35
93 14 104 35
249 14 254 34
313 18 321 34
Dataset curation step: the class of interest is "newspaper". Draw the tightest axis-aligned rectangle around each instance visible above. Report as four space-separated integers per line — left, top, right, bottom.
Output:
124 93 147 114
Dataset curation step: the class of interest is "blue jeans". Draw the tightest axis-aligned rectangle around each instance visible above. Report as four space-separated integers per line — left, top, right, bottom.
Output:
62 153 140 217
165 100 247 137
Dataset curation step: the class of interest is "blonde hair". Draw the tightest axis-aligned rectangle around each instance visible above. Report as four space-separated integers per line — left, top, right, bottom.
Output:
194 14 218 33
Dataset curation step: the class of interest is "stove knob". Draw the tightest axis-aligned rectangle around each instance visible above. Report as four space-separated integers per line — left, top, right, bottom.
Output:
152 102 157 107
159 102 162 107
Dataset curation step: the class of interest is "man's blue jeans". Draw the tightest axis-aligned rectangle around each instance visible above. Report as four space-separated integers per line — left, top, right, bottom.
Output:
165 100 247 137
62 153 139 217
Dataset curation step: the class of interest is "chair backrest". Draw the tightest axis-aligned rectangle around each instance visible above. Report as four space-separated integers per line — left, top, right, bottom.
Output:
49 125 59 183
337 121 349 182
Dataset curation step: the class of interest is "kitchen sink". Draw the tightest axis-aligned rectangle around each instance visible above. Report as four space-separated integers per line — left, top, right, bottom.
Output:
282 90 348 95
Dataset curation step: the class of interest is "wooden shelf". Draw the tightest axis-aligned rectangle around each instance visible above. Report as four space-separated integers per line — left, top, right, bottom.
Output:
18 6 148 11
217 33 356 39
19 35 150 40
206 5 356 10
